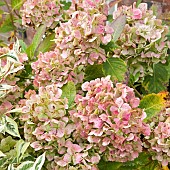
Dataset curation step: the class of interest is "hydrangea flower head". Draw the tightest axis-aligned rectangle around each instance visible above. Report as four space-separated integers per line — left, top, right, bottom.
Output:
68 0 109 16
20 84 101 169
113 3 170 80
145 107 170 166
70 76 150 162
21 0 63 28
31 50 84 87
55 10 113 66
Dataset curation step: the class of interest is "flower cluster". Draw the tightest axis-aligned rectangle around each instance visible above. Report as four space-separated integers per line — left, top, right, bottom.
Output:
55 2 113 66
20 84 100 170
68 0 108 16
0 44 28 115
21 0 63 28
113 3 170 80
32 0 113 88
144 107 170 166
70 76 150 162
31 50 84 87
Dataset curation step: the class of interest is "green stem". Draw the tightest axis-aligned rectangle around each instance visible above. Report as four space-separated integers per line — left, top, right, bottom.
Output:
4 0 16 34
130 83 143 99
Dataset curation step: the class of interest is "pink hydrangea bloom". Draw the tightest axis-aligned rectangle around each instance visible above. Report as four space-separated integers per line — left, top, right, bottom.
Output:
70 76 150 162
144 108 170 166
20 84 101 170
21 0 63 28
68 0 109 16
113 2 169 80
55 3 113 66
31 50 84 87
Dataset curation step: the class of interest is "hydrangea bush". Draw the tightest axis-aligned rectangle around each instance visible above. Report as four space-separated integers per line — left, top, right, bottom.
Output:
0 0 170 170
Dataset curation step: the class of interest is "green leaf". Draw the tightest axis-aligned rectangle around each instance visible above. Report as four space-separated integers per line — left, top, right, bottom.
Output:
4 116 21 138
0 157 7 168
16 161 34 170
122 152 156 169
11 0 23 10
85 64 105 81
143 63 168 93
26 25 46 59
0 117 6 134
37 33 55 53
61 81 76 107
103 57 127 82
7 164 15 170
0 9 4 14
139 93 165 121
6 108 22 114
100 40 118 53
0 150 6 157
98 152 160 170
98 161 122 170
107 15 113 22
165 55 170 77
111 14 126 42
0 1 5 6
136 0 142 7
60 1 71 10
0 16 14 33
32 153 46 170
19 40 27 53
16 140 30 163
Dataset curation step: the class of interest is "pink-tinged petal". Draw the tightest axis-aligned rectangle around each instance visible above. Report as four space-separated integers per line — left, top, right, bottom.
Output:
110 106 118 115
74 153 83 164
58 147 66 154
99 114 108 121
102 137 110 146
115 97 124 107
32 127 44 135
89 129 103 136
102 34 112 44
30 141 42 151
132 9 142 20
130 98 140 108
65 124 76 135
94 25 105 34
105 25 114 34
81 82 90 91
121 103 131 111
86 0 95 6
61 50 69 59
74 30 81 40
126 133 134 141
141 111 147 120
56 128 64 138
138 3 148 13
57 160 67 167
87 136 101 143
131 151 139 159
90 117 103 128
72 144 83 152
19 53 28 62
162 157 169 164
63 153 71 163
91 154 100 164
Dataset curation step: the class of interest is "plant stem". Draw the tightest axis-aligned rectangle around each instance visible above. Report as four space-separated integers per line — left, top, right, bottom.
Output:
130 83 143 99
4 0 16 35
